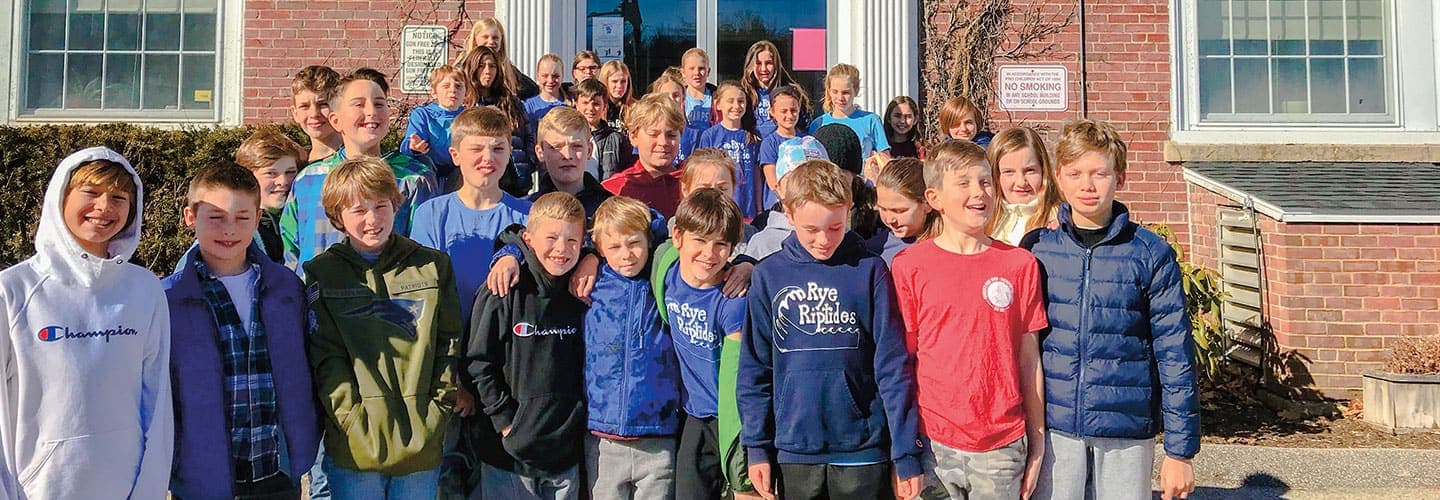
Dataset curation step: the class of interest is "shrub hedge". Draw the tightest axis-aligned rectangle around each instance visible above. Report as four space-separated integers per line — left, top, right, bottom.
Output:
0 123 399 273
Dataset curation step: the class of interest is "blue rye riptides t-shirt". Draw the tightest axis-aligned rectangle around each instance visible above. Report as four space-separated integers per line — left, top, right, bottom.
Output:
664 263 746 418
696 124 761 219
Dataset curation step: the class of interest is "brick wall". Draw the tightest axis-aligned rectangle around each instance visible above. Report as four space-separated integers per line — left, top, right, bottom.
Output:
242 1 495 124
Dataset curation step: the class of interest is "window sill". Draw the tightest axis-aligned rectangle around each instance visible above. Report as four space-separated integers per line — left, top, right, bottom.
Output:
1165 137 1440 163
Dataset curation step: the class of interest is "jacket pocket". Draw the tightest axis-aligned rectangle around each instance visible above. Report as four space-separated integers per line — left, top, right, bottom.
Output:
774 370 872 453
503 393 585 467
20 428 141 496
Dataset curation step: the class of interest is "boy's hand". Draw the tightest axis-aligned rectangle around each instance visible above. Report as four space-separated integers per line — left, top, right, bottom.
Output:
568 254 600 303
1021 434 1045 499
722 262 754 297
452 385 476 417
409 134 430 154
733 492 764 500
487 256 521 297
1159 456 1194 500
748 462 776 500
893 472 922 500
501 425 512 437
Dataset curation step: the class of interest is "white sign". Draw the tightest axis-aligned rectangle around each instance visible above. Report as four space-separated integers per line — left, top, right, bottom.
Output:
400 25 449 94
592 17 624 62
997 65 1068 111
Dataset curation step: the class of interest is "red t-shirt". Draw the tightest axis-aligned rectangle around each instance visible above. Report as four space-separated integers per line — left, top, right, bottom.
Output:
890 239 1048 452
601 160 683 218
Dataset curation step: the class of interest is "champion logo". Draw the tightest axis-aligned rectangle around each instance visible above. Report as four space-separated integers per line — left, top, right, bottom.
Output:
511 322 576 338
513 323 536 337
37 324 140 343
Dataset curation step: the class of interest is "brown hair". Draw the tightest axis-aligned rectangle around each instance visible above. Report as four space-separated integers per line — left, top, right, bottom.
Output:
742 40 810 116
922 140 988 189
984 127 1061 237
939 95 982 138
574 78 608 102
713 81 759 143
291 65 341 99
327 70 386 110
528 191 587 225
458 46 525 129
573 51 601 72
592 196 652 245
1056 118 1128 176
428 65 463 89
234 128 306 172
883 96 925 147
875 157 939 240
674 187 743 245
66 159 138 234
781 159 852 212
187 161 261 209
450 106 515 145
320 156 402 232
681 148 739 189
624 93 685 133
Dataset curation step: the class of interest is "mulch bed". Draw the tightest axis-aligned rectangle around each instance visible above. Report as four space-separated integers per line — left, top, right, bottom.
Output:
1200 391 1440 449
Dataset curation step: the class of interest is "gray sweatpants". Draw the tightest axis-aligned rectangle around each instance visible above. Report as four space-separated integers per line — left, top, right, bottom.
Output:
1033 430 1153 500
481 462 581 500
584 434 677 500
919 436 1028 500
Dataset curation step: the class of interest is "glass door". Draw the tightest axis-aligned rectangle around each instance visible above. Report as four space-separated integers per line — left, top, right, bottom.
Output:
714 0 827 104
585 0 698 88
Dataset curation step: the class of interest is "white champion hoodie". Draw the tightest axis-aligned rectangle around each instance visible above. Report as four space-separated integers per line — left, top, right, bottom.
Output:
0 147 173 499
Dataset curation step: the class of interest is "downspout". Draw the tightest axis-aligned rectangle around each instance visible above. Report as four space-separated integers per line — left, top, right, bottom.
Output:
1077 0 1088 117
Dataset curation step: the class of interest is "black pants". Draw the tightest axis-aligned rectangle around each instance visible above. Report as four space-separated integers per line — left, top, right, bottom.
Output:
675 415 724 500
777 462 891 500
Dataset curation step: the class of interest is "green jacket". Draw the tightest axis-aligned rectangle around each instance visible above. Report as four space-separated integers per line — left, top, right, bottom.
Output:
650 240 753 494
304 234 462 475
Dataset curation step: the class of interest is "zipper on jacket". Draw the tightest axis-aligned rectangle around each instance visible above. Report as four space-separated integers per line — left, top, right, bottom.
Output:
622 279 636 429
1077 247 1093 435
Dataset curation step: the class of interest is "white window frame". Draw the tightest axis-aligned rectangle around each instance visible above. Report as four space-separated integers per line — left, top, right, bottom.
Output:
2 0 243 125
1172 0 1440 144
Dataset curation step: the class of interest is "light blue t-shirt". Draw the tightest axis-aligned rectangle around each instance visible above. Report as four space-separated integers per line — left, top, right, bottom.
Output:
809 109 891 160
696 124 761 219
409 192 531 321
680 90 714 163
664 263 746 419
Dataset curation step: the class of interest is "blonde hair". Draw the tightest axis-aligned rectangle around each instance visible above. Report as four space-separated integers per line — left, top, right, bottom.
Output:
681 48 710 68
781 159 852 212
528 191 587 225
537 53 563 73
321 156 401 232
822 63 861 113
599 60 634 105
875 157 939 240
66 159 139 235
649 67 684 94
1056 118 1128 176
537 106 589 139
428 65 463 89
923 140 989 190
234 127 306 171
624 93 685 133
682 148 738 189
984 127 1061 237
939 96 982 138
592 196 652 244
450 106 514 145
464 18 509 60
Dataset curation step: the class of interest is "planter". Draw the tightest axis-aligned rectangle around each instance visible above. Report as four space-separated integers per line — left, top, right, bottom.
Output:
1362 371 1440 433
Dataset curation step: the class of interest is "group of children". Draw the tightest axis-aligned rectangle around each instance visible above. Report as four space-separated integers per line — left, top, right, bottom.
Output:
0 15 1200 500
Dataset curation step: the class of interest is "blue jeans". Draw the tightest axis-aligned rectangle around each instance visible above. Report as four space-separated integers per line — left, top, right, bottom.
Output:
308 445 330 499
322 455 440 500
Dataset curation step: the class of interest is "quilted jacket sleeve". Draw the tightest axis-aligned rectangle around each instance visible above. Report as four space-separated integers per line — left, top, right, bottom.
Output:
1147 240 1201 459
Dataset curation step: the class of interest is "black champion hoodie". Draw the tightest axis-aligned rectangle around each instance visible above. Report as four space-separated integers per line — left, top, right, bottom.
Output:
467 224 589 477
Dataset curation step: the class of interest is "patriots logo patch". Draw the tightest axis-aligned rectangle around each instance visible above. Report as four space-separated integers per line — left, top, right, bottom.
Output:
341 298 425 338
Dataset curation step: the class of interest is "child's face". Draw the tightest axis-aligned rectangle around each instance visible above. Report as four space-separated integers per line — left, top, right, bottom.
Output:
253 156 299 211
629 122 681 171
606 71 630 101
184 186 260 265
785 201 849 261
327 80 390 153
597 229 649 278
681 162 734 198
523 216 584 276
947 112 978 141
475 27 502 51
682 55 710 91
718 88 746 124
925 162 995 238
1056 150 1124 227
451 134 512 189
752 49 776 86
826 77 855 113
876 186 929 239
62 183 132 257
674 229 733 286
432 75 467 111
291 89 336 140
657 81 684 110
888 103 916 135
576 94 608 126
537 59 563 97
340 196 395 254
536 128 592 186
770 94 800 132
574 58 601 82
997 147 1045 205
476 57 499 88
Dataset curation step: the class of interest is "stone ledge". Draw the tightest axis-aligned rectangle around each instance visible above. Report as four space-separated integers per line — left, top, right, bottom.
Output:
1165 142 1440 163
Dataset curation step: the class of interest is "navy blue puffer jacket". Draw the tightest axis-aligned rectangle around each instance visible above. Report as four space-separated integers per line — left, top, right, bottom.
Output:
1021 202 1200 459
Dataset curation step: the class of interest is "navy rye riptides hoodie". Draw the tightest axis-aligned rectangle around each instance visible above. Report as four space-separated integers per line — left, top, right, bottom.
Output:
738 231 923 479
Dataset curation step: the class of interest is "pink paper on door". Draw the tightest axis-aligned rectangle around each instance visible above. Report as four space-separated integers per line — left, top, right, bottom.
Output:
791 28 827 71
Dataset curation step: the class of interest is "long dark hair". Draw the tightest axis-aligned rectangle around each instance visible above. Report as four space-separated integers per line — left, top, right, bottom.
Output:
459 46 525 130
741 41 810 117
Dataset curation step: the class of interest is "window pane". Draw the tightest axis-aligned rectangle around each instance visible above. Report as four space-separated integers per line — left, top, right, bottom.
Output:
1199 58 1232 114
716 0 828 103
1270 0 1306 55
1233 0 1268 55
1310 58 1345 112
106 53 141 108
107 11 143 51
146 0 182 51
181 54 215 110
1348 57 1384 113
183 0 218 51
1272 58 1307 113
1346 0 1384 55
66 53 103 108
1233 58 1270 112
143 54 179 109
26 53 64 108
585 0 697 90
1198 0 1231 55
69 0 105 51
27 0 67 51
1307 0 1343 54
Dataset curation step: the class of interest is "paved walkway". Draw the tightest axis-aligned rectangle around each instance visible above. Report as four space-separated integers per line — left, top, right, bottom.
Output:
1151 444 1440 499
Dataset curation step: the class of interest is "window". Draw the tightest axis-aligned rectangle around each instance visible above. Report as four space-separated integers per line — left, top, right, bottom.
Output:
20 0 221 120
1196 0 1391 123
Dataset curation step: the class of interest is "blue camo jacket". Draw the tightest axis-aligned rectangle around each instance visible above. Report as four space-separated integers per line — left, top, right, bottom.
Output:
583 259 684 437
1021 202 1201 459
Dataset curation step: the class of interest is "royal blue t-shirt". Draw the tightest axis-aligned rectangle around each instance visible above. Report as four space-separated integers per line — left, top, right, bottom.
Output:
523 95 566 131
680 90 714 163
409 192 531 321
401 102 464 178
696 124 761 219
754 87 775 138
664 263 746 418
757 130 802 210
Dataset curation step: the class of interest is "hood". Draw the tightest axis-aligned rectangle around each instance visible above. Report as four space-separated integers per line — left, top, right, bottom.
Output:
778 229 867 265
33 146 146 286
